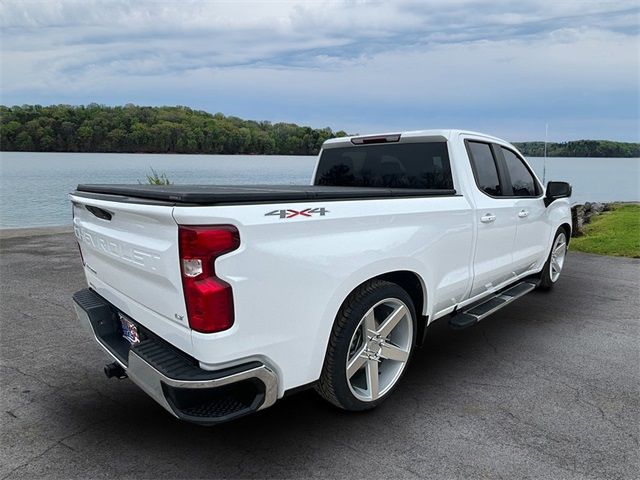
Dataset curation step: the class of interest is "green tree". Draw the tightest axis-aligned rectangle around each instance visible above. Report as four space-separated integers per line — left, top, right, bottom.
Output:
14 131 34 150
77 124 93 151
4 104 636 157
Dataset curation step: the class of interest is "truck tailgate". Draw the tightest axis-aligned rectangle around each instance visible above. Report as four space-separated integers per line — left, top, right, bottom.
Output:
70 194 189 333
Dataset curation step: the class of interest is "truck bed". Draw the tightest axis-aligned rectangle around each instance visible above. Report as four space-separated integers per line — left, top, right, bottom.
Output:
74 184 457 205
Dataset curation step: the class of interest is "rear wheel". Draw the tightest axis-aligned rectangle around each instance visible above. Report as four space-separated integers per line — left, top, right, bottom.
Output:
315 280 416 411
538 228 568 290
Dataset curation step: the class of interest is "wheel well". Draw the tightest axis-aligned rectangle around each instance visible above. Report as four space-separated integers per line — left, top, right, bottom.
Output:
375 271 425 315
375 271 428 346
560 222 572 245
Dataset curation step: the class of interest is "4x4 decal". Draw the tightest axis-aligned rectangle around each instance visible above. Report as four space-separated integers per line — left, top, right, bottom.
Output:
265 207 330 219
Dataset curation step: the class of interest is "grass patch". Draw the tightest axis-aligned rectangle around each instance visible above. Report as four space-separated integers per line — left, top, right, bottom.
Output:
139 167 171 185
571 203 640 258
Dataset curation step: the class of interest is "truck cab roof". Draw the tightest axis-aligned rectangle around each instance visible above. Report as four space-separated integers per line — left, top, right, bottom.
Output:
322 129 509 149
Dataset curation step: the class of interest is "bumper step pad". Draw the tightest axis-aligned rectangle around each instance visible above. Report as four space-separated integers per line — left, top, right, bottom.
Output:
73 288 277 425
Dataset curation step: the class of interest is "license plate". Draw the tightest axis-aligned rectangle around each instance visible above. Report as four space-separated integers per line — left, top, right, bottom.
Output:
118 313 140 345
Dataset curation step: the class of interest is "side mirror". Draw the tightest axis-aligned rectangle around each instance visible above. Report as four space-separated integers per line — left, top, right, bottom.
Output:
545 181 572 207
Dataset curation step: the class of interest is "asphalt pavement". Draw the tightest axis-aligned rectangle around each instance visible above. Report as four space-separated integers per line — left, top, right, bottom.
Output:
1 230 638 479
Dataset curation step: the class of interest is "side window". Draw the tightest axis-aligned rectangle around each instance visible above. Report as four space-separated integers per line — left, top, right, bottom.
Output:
501 147 539 197
467 141 501 196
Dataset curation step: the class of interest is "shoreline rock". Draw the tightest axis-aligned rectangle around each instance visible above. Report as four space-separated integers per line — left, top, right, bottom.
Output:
571 202 609 237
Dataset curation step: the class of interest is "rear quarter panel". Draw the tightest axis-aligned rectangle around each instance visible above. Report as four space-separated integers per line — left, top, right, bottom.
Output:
173 195 474 393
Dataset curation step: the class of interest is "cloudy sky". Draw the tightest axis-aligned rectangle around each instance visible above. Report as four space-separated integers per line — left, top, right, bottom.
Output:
1 0 638 141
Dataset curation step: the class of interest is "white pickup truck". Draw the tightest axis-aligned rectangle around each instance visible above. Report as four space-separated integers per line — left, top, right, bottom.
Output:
71 130 572 425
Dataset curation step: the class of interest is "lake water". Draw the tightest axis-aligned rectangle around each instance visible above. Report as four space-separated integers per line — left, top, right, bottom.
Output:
0 152 638 229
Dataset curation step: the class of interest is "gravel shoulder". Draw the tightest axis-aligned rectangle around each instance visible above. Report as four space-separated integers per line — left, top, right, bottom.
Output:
1 231 639 479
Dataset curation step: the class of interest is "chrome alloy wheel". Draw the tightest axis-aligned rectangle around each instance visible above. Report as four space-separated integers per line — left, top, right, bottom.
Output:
346 298 413 402
550 232 567 282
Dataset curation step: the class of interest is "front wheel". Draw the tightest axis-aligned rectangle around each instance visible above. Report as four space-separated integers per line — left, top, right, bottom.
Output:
538 228 568 290
315 280 416 411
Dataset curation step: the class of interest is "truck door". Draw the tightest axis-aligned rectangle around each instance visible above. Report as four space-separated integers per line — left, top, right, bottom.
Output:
465 140 518 298
495 146 551 275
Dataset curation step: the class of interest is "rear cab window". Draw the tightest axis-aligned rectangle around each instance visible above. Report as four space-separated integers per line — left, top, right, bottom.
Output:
314 142 454 190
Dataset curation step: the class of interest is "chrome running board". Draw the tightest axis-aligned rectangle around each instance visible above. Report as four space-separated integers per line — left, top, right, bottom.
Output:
449 281 537 330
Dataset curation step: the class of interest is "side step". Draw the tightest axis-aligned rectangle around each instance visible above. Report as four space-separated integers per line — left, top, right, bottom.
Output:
449 281 537 330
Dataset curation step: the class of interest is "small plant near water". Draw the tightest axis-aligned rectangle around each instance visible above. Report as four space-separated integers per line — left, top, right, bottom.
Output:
140 167 171 185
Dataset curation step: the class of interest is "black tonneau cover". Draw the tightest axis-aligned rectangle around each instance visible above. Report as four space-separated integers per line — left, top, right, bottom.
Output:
74 184 457 205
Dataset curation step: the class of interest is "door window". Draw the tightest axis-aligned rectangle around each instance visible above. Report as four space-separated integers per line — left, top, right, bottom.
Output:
500 147 540 197
467 141 501 196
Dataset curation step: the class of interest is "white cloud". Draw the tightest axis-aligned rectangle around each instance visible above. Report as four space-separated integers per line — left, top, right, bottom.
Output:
1 0 638 140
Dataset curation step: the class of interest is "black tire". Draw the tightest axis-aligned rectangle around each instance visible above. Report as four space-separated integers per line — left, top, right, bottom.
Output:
538 227 569 290
315 279 417 411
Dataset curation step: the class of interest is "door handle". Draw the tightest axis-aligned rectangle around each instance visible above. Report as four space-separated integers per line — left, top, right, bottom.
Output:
518 210 529 218
480 213 496 223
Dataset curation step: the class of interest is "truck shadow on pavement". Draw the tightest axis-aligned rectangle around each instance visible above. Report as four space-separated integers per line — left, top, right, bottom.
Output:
46 283 638 479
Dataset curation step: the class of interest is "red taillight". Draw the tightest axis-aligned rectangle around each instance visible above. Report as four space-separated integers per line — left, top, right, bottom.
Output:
178 225 240 333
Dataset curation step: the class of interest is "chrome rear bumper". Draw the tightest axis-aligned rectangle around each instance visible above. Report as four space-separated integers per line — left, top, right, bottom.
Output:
73 288 278 425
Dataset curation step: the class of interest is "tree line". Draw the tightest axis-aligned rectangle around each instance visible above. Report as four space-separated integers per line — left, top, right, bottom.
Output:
512 140 639 158
0 104 347 155
1 104 638 157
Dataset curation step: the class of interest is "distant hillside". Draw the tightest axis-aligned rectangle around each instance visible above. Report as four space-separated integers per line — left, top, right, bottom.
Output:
0 104 347 155
512 140 639 158
1 104 638 157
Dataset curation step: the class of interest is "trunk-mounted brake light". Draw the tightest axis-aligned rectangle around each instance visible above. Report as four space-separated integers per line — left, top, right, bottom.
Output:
351 134 401 145
178 225 240 333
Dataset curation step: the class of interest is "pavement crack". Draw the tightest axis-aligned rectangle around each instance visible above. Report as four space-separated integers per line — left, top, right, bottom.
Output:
524 370 640 448
0 419 111 480
308 431 422 478
480 327 499 356
0 364 58 389
464 380 513 389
